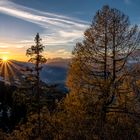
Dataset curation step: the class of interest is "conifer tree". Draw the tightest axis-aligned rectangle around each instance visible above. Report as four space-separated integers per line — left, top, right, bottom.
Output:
67 5 140 123
26 33 47 135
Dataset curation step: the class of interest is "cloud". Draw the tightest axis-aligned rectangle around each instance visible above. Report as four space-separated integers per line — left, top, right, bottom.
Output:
0 52 9 54
0 0 89 49
0 43 9 48
44 49 72 58
57 49 66 53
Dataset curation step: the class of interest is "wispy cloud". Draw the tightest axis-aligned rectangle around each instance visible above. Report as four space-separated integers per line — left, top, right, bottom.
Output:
0 52 9 54
44 49 72 58
0 0 89 50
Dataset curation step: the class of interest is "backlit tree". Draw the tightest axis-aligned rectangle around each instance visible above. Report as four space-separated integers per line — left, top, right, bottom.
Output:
67 5 140 126
26 33 47 135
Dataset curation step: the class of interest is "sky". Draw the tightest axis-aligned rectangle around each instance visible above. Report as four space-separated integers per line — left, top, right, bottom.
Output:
0 0 139 61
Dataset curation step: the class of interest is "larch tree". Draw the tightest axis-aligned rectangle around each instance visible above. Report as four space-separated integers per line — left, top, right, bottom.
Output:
26 33 47 135
67 5 140 123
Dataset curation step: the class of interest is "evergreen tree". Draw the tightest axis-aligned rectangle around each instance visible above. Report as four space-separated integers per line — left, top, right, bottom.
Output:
26 33 47 135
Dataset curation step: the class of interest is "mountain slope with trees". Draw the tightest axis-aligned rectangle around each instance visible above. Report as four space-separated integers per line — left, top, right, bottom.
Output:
0 5 140 140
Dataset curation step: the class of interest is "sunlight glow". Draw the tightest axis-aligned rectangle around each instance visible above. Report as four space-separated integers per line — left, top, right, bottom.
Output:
2 56 8 62
0 58 22 84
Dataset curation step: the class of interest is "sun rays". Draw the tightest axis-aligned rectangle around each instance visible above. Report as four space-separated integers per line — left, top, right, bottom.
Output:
0 58 25 84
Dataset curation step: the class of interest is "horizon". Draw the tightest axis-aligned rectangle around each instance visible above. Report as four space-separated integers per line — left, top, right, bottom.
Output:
0 1 140 138
0 0 139 61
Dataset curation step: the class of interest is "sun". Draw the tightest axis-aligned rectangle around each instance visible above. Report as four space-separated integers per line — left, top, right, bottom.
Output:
2 56 8 62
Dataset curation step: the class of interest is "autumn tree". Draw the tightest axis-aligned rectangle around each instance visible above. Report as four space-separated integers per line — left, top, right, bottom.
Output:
26 33 47 135
67 5 140 133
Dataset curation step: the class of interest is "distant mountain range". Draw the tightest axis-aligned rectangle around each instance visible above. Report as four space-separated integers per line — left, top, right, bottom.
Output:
0 58 70 85
1 48 140 86
40 58 70 84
